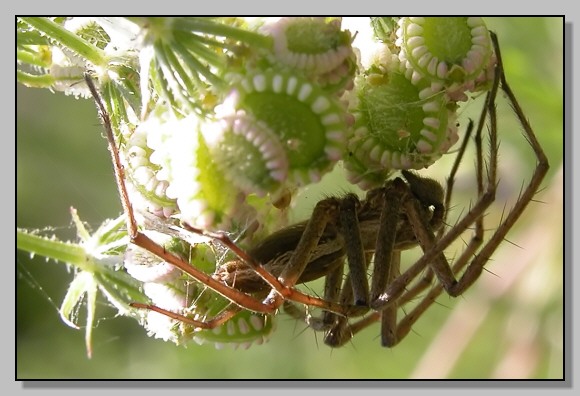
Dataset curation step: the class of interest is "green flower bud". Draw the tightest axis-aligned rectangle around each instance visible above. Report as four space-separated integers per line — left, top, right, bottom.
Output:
124 123 178 218
191 310 275 350
202 113 289 197
219 68 349 188
396 17 494 100
261 17 357 93
344 44 458 189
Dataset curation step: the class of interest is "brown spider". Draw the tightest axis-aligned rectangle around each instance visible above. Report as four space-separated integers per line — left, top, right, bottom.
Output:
85 30 548 348
281 31 550 347
214 166 448 347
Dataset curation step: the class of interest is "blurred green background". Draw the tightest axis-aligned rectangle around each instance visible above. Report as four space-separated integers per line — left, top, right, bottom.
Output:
16 17 564 379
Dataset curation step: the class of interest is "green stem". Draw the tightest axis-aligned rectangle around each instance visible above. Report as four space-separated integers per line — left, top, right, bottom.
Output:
17 48 51 68
18 17 107 66
17 229 95 273
16 70 55 88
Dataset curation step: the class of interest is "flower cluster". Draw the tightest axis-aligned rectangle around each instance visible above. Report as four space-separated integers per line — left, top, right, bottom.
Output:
343 17 495 189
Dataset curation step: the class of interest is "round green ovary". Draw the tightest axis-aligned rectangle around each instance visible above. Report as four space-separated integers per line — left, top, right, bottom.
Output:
421 17 472 64
219 132 278 192
244 93 326 168
195 311 274 346
185 293 274 347
362 73 425 153
285 20 338 54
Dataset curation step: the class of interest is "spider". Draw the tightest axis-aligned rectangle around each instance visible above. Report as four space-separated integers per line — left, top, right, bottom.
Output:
85 30 548 348
213 166 448 347
280 31 550 347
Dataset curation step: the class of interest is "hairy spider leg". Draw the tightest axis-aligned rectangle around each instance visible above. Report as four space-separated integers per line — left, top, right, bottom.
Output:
84 75 365 331
325 31 550 347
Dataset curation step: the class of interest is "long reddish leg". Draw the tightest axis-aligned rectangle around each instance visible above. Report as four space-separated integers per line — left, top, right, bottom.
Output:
85 74 364 329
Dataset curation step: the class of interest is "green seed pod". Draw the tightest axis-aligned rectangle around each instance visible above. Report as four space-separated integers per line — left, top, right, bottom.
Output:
175 274 276 349
142 112 260 233
124 124 178 218
395 17 494 100
344 44 458 190
149 277 275 349
261 17 357 94
220 69 349 188
191 310 276 350
201 113 289 197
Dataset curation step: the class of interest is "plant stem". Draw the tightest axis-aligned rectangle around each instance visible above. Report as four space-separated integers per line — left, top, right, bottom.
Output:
16 229 95 273
18 17 107 67
16 70 55 88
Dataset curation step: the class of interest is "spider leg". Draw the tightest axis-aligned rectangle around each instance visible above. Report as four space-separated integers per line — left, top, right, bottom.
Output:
402 30 549 298
325 178 415 347
282 261 346 332
321 262 347 325
323 272 361 346
323 179 409 347
130 302 242 329
323 170 445 346
366 178 407 346
86 75 363 330
341 65 489 346
340 194 370 305
378 251 401 346
368 31 549 347
446 31 550 295
399 120 476 302
286 30 550 350
370 179 406 302
257 196 366 316
85 75 279 315
311 252 374 342
372 31 503 307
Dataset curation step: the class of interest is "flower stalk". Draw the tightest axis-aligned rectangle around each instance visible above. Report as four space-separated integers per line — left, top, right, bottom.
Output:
19 17 107 67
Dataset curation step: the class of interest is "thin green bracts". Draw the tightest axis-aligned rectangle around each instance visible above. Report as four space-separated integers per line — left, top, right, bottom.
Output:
16 70 55 88
160 41 206 93
18 17 107 67
101 80 133 140
17 47 52 68
174 31 225 69
84 279 97 358
171 17 273 49
171 38 225 89
17 230 93 272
